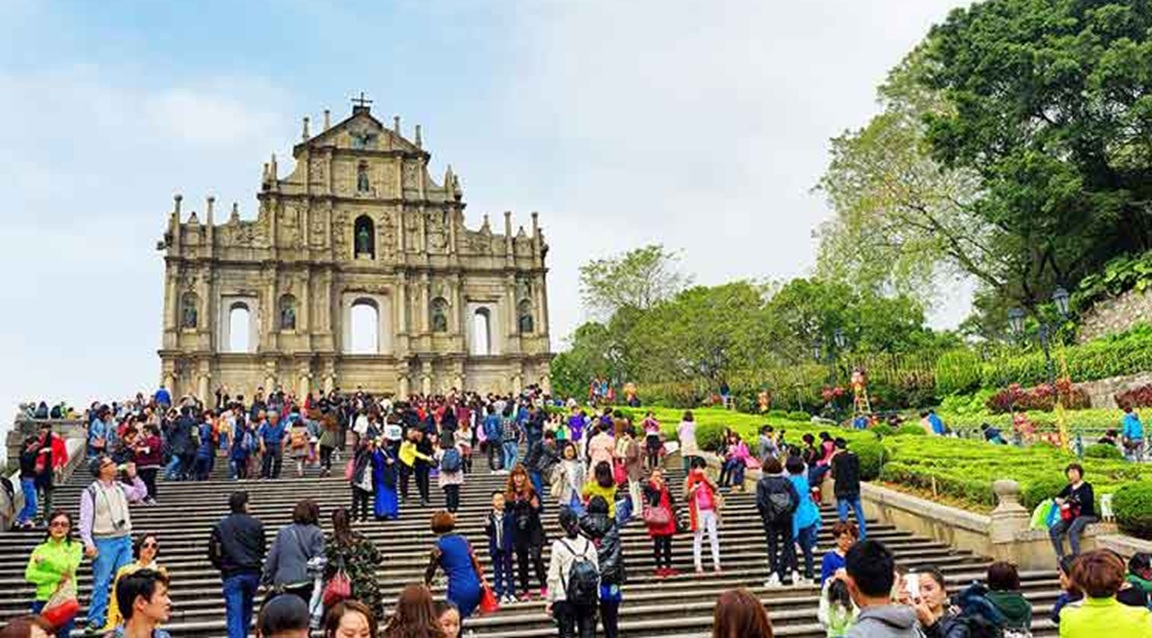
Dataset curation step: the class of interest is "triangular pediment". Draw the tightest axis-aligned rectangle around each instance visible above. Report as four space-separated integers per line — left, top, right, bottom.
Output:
294 109 421 155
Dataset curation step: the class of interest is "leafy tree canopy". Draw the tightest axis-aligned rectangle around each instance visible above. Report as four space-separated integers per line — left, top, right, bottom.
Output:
578 244 692 320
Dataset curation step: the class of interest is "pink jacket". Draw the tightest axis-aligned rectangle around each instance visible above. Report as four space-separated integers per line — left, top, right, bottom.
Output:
727 441 750 462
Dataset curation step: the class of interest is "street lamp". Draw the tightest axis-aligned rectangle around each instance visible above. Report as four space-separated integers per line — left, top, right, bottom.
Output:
1052 287 1071 317
1007 308 1026 338
833 328 847 351
1008 288 1073 385
812 338 823 364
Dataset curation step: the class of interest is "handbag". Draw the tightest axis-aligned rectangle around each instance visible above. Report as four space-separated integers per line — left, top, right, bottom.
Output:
40 579 80 629
478 581 500 614
344 458 355 481
613 461 627 486
322 558 352 607
642 505 671 526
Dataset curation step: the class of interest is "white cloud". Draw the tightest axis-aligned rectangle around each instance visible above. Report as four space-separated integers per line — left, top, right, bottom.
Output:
0 67 290 434
490 0 975 343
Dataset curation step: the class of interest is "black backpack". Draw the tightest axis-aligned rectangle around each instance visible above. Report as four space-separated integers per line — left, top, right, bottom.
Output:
561 539 599 606
761 479 794 524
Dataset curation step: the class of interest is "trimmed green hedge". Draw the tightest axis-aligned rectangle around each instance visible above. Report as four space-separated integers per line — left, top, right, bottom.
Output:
1114 482 1152 538
895 425 927 437
871 424 895 438
853 439 886 481
1084 444 1124 460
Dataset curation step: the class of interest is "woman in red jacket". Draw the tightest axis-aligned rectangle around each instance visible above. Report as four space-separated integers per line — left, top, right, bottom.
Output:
643 468 678 578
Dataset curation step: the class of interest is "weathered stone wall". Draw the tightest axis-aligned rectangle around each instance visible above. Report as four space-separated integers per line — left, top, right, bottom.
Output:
1077 371 1152 409
1078 287 1152 342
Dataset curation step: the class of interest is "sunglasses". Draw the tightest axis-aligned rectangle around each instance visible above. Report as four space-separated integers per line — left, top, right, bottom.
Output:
49 521 70 529
141 541 158 549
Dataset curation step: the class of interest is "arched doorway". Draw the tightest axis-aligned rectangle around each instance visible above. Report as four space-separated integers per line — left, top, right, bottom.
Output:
349 298 380 354
227 302 252 353
471 308 491 356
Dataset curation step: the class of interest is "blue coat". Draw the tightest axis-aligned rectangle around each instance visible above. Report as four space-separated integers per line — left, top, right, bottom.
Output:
789 473 821 536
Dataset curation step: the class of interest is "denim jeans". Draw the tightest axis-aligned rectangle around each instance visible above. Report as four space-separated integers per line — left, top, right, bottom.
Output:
88 535 134 628
17 478 37 524
222 572 260 638
795 523 819 579
836 496 867 540
491 550 515 598
163 455 183 480
502 440 519 471
529 471 544 501
1050 515 1098 558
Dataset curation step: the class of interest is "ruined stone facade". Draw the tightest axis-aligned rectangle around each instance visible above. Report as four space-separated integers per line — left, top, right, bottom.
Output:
158 103 552 402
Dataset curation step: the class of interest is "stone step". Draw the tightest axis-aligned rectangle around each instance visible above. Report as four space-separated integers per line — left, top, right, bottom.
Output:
2 465 1064 638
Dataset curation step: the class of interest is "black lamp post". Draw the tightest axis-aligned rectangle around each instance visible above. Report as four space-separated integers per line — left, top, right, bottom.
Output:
1008 288 1072 386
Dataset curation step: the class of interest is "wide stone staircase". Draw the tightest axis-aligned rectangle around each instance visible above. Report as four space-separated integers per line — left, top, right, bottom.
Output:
0 455 1062 637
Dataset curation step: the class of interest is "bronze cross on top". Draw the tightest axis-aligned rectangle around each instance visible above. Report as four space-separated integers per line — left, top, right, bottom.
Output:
351 92 373 108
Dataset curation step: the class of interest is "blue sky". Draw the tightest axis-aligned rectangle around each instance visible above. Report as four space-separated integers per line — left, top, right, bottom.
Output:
0 0 974 423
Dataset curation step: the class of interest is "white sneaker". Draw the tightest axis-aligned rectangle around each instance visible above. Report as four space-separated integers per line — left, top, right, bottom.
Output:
790 570 801 585
764 574 781 588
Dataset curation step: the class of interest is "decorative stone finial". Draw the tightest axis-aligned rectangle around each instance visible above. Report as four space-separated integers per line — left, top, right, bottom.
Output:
992 479 1026 513
302 116 310 141
323 109 331 131
393 115 401 135
414 124 422 148
206 196 215 223
173 193 183 215
230 202 240 221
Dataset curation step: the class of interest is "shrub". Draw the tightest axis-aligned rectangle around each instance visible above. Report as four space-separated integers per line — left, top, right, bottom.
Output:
1083 443 1124 460
895 425 927 437
787 411 811 421
1021 474 1070 511
1113 482 1152 538
1115 384 1152 409
936 349 983 396
985 381 1091 414
871 424 895 438
766 409 790 419
695 423 728 453
852 439 886 481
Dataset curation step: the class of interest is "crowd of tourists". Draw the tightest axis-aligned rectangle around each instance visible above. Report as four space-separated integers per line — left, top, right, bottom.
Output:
7 383 1152 638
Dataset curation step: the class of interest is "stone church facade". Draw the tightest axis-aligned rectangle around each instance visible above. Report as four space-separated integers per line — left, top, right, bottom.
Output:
157 101 552 402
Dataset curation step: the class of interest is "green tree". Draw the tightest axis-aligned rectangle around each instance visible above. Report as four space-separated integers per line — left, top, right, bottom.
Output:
816 50 996 301
921 0 1152 307
578 244 693 319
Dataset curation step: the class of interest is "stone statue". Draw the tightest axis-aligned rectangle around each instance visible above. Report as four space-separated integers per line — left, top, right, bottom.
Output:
281 304 296 331
518 308 534 334
357 164 370 192
182 301 198 329
356 225 371 255
431 304 448 333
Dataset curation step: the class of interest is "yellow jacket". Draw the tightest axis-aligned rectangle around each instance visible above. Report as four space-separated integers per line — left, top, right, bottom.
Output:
1060 596 1152 637
102 561 167 632
399 441 432 468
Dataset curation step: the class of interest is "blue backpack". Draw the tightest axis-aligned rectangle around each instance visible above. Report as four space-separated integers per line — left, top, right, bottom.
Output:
440 448 462 473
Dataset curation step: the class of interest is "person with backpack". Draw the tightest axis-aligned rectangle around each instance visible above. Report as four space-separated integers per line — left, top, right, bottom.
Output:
436 434 465 514
194 410 218 481
482 405 503 473
756 457 800 587
579 495 624 638
287 418 311 478
230 417 256 481
500 405 523 475
831 438 866 540
984 562 1032 636
546 507 599 638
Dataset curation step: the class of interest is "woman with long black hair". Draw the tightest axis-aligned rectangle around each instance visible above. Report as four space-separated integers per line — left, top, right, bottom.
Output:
324 507 383 621
506 466 547 600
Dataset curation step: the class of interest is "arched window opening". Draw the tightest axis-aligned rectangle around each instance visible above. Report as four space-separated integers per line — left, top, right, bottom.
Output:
279 294 297 331
430 297 449 333
228 303 251 353
353 215 375 259
518 299 535 334
471 308 491 356
180 292 199 329
349 299 379 354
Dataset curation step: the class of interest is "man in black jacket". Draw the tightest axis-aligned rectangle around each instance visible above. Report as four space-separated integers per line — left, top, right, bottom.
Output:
755 457 800 587
831 438 866 540
209 491 266 638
